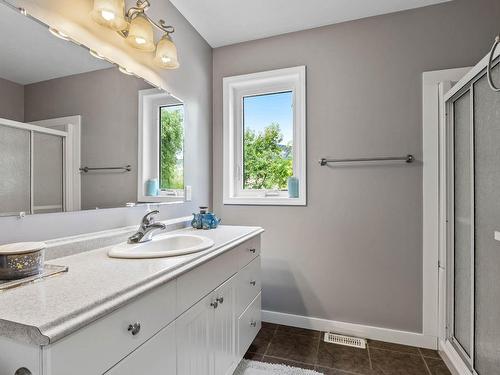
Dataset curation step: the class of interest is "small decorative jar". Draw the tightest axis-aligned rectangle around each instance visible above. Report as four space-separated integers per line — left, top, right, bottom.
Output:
0 242 46 280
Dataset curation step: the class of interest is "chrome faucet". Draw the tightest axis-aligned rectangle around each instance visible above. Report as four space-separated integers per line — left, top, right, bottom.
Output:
128 210 166 244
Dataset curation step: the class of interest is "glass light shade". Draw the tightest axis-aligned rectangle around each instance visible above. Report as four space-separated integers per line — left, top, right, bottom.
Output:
91 0 128 31
126 14 155 52
154 34 180 69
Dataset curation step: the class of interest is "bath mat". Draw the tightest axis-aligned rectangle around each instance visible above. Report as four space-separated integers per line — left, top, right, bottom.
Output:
234 360 323 375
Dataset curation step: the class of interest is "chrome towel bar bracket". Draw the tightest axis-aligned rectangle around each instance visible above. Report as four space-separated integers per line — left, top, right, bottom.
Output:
319 154 414 166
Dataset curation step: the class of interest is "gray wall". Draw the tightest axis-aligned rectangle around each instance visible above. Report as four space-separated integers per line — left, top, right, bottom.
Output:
24 67 151 210
0 77 24 122
212 0 500 333
0 0 212 244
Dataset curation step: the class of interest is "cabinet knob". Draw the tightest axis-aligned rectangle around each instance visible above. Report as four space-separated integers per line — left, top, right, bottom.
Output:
249 248 256 253
216 297 224 304
210 301 218 309
250 280 256 286
127 322 141 336
15 369 32 375
250 321 257 328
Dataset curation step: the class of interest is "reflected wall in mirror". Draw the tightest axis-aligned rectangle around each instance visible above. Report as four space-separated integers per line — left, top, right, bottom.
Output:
0 2 185 217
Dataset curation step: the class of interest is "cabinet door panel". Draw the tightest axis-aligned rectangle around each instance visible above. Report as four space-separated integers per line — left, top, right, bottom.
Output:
213 276 236 375
105 323 175 375
177 294 213 375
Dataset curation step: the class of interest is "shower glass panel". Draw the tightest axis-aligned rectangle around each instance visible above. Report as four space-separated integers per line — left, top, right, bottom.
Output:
33 132 64 214
473 64 500 374
0 125 31 215
452 92 472 357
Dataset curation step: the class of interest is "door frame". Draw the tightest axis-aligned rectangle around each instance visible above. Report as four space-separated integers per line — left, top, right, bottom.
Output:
422 67 471 346
30 115 82 211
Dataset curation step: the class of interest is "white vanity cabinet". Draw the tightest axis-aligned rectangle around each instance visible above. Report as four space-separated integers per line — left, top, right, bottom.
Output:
0 233 262 375
177 276 236 375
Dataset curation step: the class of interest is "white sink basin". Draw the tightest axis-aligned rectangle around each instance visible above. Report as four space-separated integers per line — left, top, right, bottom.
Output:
108 233 215 259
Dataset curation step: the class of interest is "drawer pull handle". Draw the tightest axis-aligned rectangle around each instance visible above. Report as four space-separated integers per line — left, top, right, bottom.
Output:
216 297 224 304
210 301 218 309
128 322 141 336
250 321 257 328
248 248 256 253
15 369 32 375
250 280 256 286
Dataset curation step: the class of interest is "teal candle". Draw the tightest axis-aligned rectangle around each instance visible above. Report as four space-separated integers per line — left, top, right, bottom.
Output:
287 176 299 198
145 179 159 196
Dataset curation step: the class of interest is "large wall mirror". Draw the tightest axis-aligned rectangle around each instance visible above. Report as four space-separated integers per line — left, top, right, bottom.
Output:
0 2 185 217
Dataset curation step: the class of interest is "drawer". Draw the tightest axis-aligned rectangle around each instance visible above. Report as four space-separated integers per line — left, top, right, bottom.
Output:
237 292 261 358
44 281 176 375
176 248 239 315
105 322 175 375
236 256 261 317
235 235 261 269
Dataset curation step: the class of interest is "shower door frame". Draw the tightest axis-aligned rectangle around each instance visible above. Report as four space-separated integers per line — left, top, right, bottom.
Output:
439 48 500 375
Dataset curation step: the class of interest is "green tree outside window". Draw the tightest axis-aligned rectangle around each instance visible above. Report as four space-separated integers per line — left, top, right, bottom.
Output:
160 105 184 190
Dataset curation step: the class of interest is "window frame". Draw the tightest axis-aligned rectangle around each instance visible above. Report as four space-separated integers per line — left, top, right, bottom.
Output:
223 66 306 206
138 88 185 203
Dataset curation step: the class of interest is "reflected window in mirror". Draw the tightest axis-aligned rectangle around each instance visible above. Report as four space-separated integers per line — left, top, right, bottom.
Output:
159 104 184 196
138 89 185 203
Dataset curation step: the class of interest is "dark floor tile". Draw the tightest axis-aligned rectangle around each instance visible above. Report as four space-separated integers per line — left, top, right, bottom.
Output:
424 358 452 375
262 355 315 370
247 325 275 354
317 341 372 373
266 332 319 365
244 351 264 361
419 347 441 359
262 321 279 331
276 324 321 338
368 340 420 355
370 348 429 375
315 367 356 374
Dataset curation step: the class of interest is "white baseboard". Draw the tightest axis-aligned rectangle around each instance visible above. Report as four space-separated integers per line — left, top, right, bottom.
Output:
438 339 471 375
262 310 438 349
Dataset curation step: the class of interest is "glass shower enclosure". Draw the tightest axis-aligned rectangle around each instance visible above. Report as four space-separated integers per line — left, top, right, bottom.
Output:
0 118 66 216
446 56 500 374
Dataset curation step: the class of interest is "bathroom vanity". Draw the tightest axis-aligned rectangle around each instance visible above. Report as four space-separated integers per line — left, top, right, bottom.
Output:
0 225 263 375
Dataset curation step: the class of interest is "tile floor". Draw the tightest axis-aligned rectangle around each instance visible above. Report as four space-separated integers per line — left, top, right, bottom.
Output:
244 323 452 375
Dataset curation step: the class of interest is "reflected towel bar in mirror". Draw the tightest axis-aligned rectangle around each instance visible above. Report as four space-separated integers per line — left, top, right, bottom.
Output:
79 165 132 173
319 154 414 166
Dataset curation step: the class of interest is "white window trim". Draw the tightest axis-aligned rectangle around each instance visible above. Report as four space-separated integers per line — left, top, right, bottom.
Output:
223 66 306 206
138 88 185 203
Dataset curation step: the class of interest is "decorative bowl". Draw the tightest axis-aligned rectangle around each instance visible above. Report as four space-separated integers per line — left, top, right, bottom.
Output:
0 242 46 280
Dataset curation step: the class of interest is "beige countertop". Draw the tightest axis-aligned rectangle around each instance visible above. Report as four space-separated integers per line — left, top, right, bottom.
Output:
0 225 263 346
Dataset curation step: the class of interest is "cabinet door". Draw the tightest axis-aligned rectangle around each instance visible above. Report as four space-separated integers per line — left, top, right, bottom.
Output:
105 323 175 375
213 276 236 375
177 293 214 375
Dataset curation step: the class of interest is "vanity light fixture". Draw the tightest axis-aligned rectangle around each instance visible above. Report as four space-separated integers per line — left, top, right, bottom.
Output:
91 0 180 69
48 27 71 41
118 66 134 75
89 49 105 60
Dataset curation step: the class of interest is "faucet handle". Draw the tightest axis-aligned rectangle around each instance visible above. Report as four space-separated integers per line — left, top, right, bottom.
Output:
141 210 159 226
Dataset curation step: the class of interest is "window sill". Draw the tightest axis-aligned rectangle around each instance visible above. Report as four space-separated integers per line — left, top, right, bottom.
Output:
138 195 185 204
223 196 306 206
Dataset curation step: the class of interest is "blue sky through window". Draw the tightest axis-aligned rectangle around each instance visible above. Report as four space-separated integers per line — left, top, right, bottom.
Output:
243 91 293 144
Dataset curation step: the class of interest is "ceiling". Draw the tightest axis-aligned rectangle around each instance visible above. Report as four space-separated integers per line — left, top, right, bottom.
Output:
170 0 451 47
0 3 110 85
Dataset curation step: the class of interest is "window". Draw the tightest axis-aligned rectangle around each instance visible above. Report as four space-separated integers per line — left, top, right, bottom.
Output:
159 104 184 192
138 88 185 203
223 66 306 205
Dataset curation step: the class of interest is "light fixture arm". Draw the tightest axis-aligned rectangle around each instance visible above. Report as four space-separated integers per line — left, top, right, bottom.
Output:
121 0 174 36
